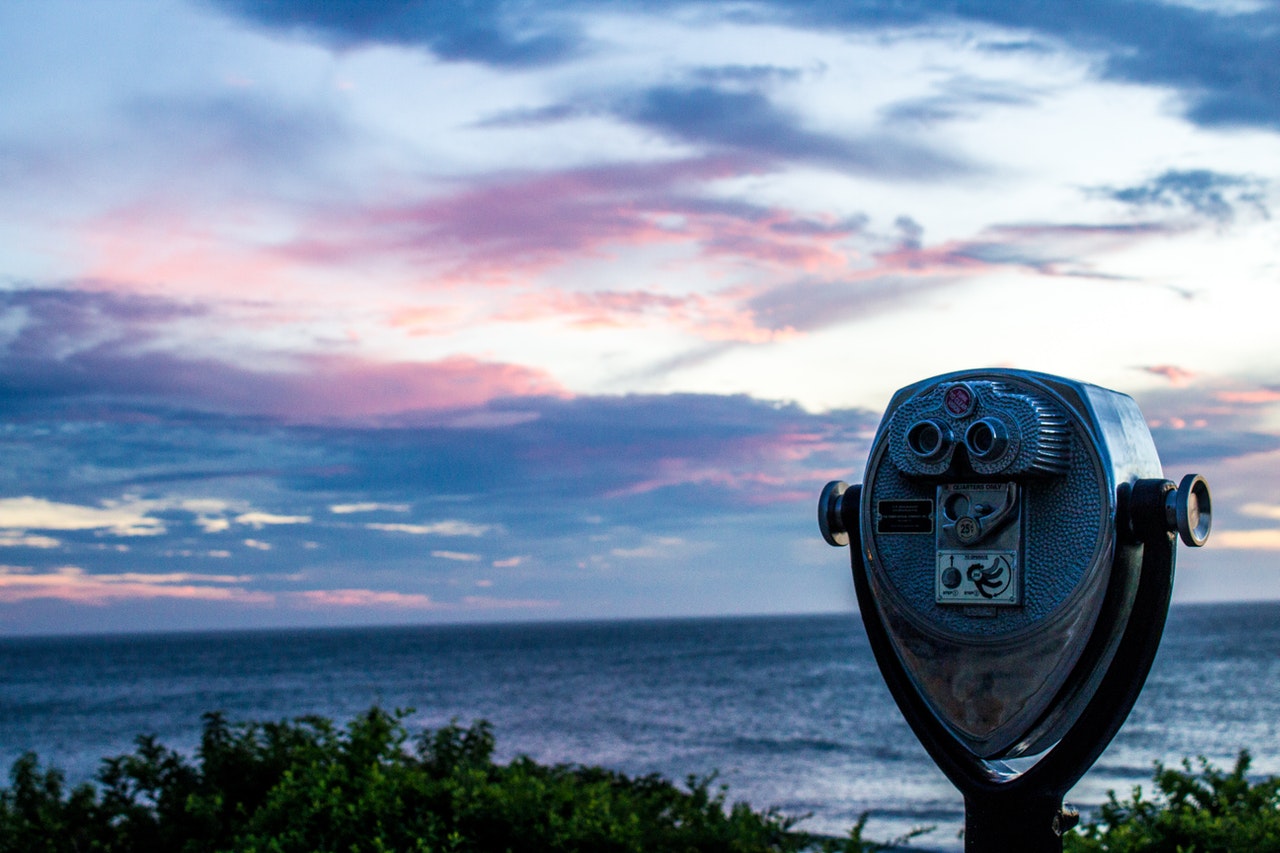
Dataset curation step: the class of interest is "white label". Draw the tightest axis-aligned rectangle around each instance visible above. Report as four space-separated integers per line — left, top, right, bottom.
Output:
936 550 1019 605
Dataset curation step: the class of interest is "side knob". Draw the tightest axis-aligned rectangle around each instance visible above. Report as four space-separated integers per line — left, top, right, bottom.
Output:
819 480 850 547
1168 473 1211 547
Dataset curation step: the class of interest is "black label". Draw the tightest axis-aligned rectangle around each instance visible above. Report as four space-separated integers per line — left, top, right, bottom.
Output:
878 500 932 516
876 499 934 534
878 515 933 534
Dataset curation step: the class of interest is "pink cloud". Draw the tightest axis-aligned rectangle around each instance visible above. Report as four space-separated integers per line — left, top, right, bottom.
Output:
0 569 561 613
1217 389 1280 404
292 588 441 608
261 354 568 420
280 156 859 284
1144 365 1197 386
23 344 568 422
291 589 558 611
83 201 308 301
0 566 271 605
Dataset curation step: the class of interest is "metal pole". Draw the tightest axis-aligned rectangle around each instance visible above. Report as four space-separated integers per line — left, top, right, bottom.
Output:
963 792 1072 853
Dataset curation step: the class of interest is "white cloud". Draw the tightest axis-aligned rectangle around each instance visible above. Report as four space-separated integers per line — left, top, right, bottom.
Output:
367 521 492 536
329 502 411 514
0 532 61 548
0 497 165 536
611 547 657 558
431 550 482 562
1242 503 1280 521
1211 529 1280 550
243 539 273 551
292 588 439 608
235 512 312 529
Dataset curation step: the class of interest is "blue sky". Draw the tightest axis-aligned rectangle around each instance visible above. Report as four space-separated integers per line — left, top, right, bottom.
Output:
1 0 1278 635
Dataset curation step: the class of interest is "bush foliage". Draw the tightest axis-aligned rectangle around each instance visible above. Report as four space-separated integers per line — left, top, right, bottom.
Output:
1067 750 1280 853
0 708 895 853
14 706 1278 852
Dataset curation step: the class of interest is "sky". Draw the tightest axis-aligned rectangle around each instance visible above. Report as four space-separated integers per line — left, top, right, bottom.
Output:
1 0 1279 636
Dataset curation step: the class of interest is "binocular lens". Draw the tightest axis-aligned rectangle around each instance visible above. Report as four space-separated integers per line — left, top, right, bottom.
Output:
965 418 1008 462
906 419 952 461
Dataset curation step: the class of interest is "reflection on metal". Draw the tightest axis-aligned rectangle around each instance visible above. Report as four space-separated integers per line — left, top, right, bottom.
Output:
817 368 1212 852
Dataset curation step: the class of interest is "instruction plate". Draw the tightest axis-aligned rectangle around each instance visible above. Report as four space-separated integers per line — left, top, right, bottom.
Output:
935 550 1019 605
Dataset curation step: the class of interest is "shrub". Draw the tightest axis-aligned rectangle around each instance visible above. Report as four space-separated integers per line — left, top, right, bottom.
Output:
1067 750 1280 852
1 707 890 853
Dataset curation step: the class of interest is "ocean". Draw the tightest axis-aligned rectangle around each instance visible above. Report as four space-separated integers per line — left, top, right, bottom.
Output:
3 602 1280 851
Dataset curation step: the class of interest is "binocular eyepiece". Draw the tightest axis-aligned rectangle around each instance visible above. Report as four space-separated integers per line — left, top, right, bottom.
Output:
905 416 1009 465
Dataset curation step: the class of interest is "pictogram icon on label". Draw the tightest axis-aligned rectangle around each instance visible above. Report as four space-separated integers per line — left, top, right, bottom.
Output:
936 550 1019 605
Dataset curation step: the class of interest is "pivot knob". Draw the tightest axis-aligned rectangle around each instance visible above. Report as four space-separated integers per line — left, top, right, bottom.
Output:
819 480 850 547
1167 473 1211 547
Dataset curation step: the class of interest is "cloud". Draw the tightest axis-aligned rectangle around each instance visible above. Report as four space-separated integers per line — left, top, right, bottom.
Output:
745 275 947 335
289 588 556 610
1102 169 1269 222
235 511 312 528
473 103 586 129
211 0 1280 133
1210 529 1280 550
291 588 441 608
368 521 492 536
431 550 482 562
880 222 1169 278
879 74 1041 126
0 289 567 420
330 502 411 514
1243 503 1280 521
1218 389 1280 404
764 0 1280 131
1142 365 1197 386
1135 380 1280 465
621 85 970 180
457 594 559 609
0 497 165 537
0 287 204 361
283 155 864 284
0 565 269 604
0 533 61 549
209 0 585 67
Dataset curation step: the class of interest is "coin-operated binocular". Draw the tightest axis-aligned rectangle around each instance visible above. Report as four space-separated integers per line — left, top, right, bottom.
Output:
819 369 1210 852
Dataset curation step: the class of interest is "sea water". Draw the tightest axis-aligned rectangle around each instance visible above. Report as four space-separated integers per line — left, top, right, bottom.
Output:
3 603 1280 851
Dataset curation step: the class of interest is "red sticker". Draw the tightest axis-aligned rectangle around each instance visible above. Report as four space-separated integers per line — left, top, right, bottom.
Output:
944 384 974 416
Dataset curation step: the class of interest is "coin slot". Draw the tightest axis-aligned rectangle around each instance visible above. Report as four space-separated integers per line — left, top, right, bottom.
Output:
944 493 970 521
